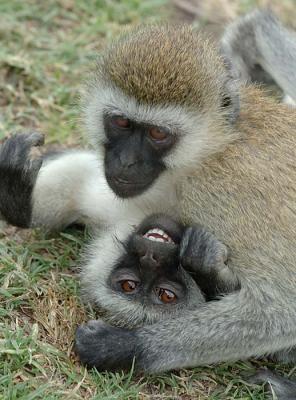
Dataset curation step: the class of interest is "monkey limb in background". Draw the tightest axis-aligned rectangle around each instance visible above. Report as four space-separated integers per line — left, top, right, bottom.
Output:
1 10 296 400
221 9 296 104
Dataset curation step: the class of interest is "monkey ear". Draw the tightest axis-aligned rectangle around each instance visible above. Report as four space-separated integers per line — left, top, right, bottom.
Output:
220 55 241 123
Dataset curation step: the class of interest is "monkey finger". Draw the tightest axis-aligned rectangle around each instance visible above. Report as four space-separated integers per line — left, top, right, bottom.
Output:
204 239 228 266
179 227 193 259
24 157 44 180
23 131 45 147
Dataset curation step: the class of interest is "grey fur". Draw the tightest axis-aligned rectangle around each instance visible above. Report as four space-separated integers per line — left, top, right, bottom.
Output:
221 9 296 102
248 369 296 400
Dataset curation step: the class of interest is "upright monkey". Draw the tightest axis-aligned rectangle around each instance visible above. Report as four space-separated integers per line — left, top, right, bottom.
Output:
0 10 296 399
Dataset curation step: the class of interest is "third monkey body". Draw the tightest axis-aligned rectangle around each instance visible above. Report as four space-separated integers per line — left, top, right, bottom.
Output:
221 9 296 103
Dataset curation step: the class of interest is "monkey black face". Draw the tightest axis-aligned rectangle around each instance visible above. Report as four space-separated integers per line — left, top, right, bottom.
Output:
103 114 176 198
108 214 190 306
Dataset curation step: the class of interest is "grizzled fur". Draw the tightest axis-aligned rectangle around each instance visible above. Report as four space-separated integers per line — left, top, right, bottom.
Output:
98 25 230 108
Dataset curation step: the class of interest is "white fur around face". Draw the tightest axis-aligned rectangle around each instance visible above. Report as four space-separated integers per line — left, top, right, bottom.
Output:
82 84 233 176
80 221 205 328
80 222 160 327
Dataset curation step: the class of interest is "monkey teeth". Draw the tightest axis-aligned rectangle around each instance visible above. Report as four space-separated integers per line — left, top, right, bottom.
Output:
143 228 174 243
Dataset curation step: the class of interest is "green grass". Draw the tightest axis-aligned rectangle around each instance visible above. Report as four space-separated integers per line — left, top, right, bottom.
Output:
1 1 295 399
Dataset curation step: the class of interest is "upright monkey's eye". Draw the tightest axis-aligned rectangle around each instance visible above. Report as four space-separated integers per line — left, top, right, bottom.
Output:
120 280 139 293
148 127 169 142
156 287 177 304
112 116 130 128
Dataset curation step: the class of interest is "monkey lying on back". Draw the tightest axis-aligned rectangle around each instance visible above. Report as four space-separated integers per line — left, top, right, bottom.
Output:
76 213 296 400
1 9 296 400
77 211 296 400
78 213 239 330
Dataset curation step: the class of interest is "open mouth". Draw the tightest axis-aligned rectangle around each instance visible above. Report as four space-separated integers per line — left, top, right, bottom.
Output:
143 228 175 244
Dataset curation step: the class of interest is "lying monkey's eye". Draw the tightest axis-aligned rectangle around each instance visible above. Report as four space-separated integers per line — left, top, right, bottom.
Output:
120 280 138 293
112 116 130 128
148 127 169 142
157 287 177 303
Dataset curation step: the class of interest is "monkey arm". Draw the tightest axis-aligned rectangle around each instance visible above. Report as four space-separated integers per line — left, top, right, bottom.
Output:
133 288 295 372
32 151 155 231
31 149 114 230
75 284 296 373
0 133 134 231
221 9 296 102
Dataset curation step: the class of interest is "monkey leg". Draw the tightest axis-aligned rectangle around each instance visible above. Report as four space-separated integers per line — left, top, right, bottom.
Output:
272 347 296 364
248 368 296 400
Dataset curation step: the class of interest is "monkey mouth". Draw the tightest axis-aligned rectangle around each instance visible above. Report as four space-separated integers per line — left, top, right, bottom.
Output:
143 228 175 244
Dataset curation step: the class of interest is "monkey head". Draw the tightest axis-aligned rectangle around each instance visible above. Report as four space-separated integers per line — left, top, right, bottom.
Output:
82 214 205 328
82 25 240 198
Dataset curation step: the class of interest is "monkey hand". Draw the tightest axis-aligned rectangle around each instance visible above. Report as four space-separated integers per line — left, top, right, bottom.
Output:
75 319 137 371
180 226 239 297
180 225 228 273
0 132 44 228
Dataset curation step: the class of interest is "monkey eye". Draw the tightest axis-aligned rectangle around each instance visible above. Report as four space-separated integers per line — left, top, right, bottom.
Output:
148 127 169 142
156 287 177 304
120 279 139 293
112 116 131 129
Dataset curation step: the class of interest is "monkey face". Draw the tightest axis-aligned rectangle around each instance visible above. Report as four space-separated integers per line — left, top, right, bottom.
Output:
83 25 240 202
103 114 176 197
107 214 205 318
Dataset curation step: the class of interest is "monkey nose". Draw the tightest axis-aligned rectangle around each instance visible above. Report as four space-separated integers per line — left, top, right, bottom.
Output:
140 252 159 269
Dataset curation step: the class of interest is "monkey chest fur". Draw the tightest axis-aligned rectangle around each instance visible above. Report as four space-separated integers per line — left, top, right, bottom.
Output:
179 122 296 280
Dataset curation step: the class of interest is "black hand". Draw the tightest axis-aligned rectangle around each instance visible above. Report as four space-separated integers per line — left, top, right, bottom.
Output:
0 132 44 228
75 320 137 371
180 226 229 298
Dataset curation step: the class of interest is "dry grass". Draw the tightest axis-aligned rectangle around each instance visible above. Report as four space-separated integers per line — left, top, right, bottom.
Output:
1 1 296 399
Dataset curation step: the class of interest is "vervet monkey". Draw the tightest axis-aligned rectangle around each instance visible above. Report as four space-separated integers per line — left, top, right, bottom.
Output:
221 9 296 104
1 16 296 399
80 213 239 329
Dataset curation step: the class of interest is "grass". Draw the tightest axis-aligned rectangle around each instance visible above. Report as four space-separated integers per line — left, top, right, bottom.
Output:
0 0 296 398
